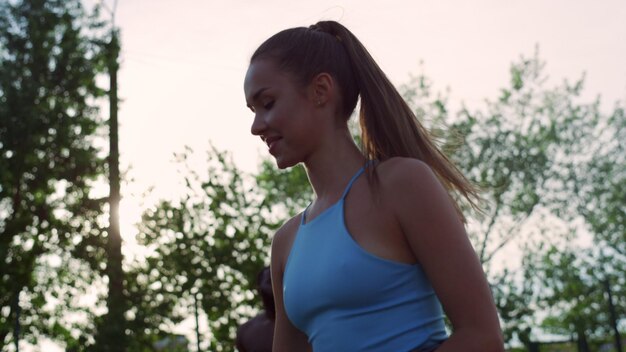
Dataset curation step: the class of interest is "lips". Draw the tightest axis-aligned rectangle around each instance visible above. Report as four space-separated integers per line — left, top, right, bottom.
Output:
263 136 282 153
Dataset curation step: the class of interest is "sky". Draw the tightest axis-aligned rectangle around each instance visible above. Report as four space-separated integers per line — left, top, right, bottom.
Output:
34 0 626 350
105 0 626 245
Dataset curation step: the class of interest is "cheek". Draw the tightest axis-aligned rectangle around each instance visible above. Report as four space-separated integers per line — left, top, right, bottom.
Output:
267 110 286 127
269 105 298 131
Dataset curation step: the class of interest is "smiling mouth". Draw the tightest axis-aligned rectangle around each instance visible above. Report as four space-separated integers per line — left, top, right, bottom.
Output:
265 136 281 148
264 136 282 153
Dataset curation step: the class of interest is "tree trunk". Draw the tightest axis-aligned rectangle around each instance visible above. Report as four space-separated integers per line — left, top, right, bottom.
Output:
97 30 127 352
576 328 590 352
604 278 623 352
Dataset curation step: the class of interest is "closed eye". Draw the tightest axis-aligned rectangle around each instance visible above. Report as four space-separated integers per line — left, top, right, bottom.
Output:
263 101 275 110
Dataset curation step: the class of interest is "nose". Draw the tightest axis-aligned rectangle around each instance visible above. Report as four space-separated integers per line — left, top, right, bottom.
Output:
250 113 267 136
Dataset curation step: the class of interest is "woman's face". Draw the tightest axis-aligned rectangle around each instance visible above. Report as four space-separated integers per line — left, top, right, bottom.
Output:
244 59 321 169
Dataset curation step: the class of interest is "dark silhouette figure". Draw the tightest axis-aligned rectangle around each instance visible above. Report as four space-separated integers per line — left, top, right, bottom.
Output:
236 267 275 352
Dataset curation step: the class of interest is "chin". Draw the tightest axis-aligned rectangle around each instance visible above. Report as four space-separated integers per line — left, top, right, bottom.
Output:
274 156 300 170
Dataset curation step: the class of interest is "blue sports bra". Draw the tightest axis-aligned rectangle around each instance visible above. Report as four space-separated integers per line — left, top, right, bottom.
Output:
283 164 448 351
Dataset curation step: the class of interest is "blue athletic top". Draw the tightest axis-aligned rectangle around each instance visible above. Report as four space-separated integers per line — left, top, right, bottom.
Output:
283 165 448 352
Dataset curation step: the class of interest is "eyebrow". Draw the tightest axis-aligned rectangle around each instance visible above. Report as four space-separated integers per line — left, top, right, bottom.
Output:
246 87 270 109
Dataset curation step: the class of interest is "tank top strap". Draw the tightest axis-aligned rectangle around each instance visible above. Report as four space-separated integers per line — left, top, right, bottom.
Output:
301 161 375 225
340 161 372 200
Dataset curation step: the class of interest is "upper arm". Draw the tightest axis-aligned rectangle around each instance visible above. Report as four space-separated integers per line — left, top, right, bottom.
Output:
383 158 502 343
270 217 312 352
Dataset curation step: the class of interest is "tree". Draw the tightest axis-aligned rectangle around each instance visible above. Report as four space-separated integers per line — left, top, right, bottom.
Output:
92 27 127 352
525 84 625 350
256 159 311 216
135 145 277 351
537 246 612 351
463 52 626 347
0 0 107 349
443 53 582 343
447 53 571 268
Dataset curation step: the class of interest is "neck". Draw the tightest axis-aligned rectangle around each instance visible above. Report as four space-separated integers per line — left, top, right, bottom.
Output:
303 128 366 203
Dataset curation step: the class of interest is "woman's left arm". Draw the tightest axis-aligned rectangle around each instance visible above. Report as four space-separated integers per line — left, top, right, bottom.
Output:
385 158 504 352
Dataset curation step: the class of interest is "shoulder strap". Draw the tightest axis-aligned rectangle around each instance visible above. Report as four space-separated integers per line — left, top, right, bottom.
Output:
300 205 311 225
340 164 367 200
302 161 374 224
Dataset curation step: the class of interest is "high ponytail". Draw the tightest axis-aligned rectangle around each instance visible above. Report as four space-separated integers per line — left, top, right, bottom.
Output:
252 21 482 219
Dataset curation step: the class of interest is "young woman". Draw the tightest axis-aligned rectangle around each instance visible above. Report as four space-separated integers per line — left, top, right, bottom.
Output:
243 21 504 352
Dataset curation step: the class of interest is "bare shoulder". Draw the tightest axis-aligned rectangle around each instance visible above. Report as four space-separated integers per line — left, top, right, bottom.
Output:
271 214 302 273
375 157 441 201
374 156 458 236
377 156 435 178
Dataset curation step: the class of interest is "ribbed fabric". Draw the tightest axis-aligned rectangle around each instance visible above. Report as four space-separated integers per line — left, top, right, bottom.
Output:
283 165 448 352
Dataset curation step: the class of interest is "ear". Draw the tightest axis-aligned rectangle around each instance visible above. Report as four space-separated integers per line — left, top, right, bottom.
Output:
308 72 334 107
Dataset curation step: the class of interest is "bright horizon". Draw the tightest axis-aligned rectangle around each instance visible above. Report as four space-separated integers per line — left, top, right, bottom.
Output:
114 0 626 272
32 0 626 350
112 0 626 248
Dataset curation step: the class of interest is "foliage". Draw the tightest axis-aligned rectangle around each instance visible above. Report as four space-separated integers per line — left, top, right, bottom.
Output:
256 159 311 218
570 97 625 277
584 109 625 255
524 99 626 348
456 52 626 346
538 247 605 343
0 0 107 349
448 52 568 266
135 145 278 351
491 264 538 347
